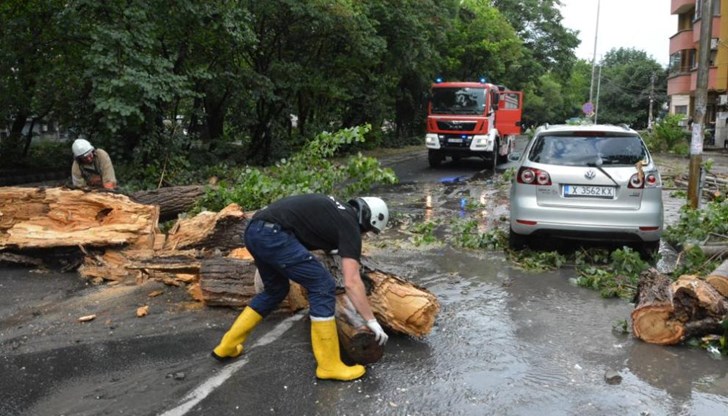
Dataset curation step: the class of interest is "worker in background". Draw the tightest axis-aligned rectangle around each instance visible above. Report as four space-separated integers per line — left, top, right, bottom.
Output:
71 138 117 190
211 194 389 381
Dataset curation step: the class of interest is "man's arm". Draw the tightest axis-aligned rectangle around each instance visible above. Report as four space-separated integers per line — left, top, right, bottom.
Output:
341 257 388 345
71 161 86 187
341 257 375 321
95 149 117 189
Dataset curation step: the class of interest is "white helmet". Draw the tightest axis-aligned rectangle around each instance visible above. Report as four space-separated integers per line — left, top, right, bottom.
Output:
348 197 389 234
72 138 94 158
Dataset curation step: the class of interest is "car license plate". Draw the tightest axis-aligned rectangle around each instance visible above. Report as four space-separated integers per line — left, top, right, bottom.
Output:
448 138 463 143
563 185 615 198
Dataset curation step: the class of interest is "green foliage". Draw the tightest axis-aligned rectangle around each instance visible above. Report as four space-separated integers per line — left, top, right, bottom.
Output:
574 247 649 299
508 249 566 272
195 125 397 212
596 48 667 130
664 201 728 248
670 245 718 278
24 140 70 171
411 220 439 246
644 114 689 154
449 219 506 250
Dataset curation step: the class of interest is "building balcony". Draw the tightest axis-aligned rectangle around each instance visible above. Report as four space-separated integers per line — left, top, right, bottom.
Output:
668 67 720 95
692 17 722 43
670 29 694 54
668 73 692 95
671 0 694 15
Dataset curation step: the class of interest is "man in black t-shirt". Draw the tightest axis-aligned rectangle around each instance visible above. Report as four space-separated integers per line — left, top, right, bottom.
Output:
211 194 390 381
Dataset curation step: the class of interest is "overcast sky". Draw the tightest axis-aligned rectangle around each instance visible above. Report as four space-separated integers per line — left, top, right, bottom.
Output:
558 0 676 67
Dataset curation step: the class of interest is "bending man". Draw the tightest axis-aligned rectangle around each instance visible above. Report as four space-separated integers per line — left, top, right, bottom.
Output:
71 138 117 190
211 194 389 381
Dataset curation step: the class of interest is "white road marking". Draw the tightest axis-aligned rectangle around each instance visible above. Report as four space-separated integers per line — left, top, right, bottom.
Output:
158 312 306 416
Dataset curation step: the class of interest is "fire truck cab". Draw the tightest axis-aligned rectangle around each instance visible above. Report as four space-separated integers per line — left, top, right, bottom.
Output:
425 80 523 171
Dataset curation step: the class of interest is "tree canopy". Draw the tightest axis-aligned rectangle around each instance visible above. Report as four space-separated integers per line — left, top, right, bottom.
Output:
0 0 666 175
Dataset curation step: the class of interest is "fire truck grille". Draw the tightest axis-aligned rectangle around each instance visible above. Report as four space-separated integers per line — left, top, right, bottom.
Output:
436 121 477 131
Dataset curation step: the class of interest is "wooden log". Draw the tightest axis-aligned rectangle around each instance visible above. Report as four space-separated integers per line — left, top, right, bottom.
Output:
0 187 160 250
631 268 685 345
698 244 728 259
131 185 206 222
706 258 728 297
335 290 384 365
198 257 258 307
317 253 440 338
672 275 728 322
163 204 246 251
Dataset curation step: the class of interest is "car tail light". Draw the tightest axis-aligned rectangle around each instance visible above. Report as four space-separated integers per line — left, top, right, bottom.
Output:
645 173 660 187
517 167 551 185
628 172 660 189
628 173 644 189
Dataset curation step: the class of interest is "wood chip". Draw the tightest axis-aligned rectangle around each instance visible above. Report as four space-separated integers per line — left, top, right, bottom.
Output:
136 305 149 317
147 290 164 298
78 314 96 322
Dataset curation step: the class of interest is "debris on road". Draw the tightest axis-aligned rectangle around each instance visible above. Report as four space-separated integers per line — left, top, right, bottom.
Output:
631 267 728 345
0 186 441 364
136 305 149 317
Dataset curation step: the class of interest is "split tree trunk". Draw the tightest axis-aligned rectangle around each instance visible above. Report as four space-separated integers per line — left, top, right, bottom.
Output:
632 268 728 345
631 268 684 345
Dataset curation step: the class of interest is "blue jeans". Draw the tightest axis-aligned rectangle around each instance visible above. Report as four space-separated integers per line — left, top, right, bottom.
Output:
245 220 337 318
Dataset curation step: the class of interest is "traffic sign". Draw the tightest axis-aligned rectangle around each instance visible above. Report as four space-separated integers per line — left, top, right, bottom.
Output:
582 102 594 115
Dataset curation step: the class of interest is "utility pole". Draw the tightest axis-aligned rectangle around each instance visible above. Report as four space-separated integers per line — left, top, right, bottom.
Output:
648 73 656 130
688 0 713 208
595 65 602 124
588 0 601 115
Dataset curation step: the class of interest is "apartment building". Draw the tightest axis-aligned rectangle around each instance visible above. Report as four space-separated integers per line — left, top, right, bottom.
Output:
668 0 727 146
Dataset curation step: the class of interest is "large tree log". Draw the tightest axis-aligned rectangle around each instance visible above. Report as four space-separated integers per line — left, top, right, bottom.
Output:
632 269 728 345
131 185 206 222
0 187 159 250
631 268 684 345
164 204 246 251
318 254 440 338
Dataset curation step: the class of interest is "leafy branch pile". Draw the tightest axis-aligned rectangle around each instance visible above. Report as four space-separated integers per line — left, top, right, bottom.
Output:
195 125 397 212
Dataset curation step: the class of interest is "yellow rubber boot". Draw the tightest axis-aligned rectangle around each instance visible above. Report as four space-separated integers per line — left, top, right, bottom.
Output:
311 317 366 381
211 307 263 362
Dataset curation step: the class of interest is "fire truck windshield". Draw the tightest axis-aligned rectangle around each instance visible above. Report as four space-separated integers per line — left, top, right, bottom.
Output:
430 87 486 115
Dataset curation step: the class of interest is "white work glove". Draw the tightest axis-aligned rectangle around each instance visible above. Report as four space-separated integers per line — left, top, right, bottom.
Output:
366 319 389 346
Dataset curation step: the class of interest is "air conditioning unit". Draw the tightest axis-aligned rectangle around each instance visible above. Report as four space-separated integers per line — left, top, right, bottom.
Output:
712 38 720 50
719 94 728 106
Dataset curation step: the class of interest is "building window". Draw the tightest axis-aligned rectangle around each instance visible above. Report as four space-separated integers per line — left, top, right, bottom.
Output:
675 105 688 115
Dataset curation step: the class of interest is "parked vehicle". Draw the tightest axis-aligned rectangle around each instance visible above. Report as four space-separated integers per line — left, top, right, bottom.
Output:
424 79 523 172
508 124 663 255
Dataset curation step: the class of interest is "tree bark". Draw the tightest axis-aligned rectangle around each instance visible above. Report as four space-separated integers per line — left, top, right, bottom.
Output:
131 185 206 222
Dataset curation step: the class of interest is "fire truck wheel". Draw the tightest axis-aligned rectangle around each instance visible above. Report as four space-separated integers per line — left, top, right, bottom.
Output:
428 150 443 168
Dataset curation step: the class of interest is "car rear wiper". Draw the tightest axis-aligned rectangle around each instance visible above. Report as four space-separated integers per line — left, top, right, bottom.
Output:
587 159 620 188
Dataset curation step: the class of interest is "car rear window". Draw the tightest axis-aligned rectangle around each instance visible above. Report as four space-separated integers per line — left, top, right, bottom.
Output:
528 134 648 166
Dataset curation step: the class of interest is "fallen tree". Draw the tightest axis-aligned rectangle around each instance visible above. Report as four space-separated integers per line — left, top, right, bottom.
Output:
0 186 441 364
631 268 728 345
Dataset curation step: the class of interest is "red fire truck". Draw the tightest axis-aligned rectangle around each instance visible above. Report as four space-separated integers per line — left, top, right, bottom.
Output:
425 79 523 170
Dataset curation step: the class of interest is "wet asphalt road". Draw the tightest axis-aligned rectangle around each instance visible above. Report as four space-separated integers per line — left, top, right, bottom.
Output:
2 145 728 416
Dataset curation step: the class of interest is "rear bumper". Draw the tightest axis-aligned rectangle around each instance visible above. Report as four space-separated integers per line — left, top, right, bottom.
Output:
510 193 664 242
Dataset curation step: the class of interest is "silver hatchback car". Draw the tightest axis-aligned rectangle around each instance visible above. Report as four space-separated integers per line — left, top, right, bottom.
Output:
509 124 663 254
